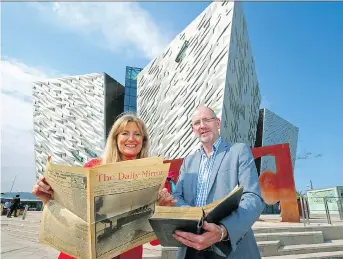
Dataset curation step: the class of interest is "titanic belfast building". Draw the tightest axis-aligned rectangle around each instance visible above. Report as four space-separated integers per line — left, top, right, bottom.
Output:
32 73 125 177
137 2 261 159
32 2 298 190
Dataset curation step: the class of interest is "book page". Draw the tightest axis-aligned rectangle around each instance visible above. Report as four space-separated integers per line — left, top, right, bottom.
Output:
87 158 170 259
152 206 203 220
44 161 88 221
203 185 241 214
152 185 243 219
40 200 90 259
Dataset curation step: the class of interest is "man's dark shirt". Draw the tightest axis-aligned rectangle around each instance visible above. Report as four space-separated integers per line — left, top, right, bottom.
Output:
12 197 20 207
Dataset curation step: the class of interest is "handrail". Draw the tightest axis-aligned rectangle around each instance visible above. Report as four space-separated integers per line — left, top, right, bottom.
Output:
298 195 343 225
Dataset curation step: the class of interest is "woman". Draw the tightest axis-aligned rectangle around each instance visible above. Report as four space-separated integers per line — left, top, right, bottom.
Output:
32 113 176 259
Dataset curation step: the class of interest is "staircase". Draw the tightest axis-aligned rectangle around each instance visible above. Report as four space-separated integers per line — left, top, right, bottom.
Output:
143 225 343 259
256 225 343 258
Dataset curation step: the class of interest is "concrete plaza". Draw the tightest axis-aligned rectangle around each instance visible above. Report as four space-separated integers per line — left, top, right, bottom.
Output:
1 212 343 259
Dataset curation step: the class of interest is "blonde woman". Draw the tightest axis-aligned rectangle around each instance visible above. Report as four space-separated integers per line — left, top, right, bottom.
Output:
32 113 176 259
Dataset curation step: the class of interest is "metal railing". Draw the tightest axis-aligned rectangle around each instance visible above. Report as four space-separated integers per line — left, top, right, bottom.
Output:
299 196 343 225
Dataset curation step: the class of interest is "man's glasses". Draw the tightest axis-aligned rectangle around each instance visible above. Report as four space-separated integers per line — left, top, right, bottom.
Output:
191 117 217 127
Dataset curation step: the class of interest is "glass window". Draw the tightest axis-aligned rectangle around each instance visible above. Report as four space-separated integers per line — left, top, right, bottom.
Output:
131 71 139 80
124 94 129 104
175 40 189 63
125 69 131 79
130 87 137 96
129 99 135 107
127 106 135 112
129 79 137 86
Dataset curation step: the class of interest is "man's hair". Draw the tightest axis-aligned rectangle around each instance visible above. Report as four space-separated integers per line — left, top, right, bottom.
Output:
192 105 217 118
102 112 149 164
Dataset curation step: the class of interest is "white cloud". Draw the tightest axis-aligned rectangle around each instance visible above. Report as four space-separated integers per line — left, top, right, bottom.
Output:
1 58 65 103
0 58 63 192
31 2 173 60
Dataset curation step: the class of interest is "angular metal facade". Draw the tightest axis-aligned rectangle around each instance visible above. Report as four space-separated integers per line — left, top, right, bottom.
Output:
33 73 124 178
137 2 261 159
256 108 299 174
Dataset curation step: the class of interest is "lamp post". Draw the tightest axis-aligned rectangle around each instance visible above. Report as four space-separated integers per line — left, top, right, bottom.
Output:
306 180 313 190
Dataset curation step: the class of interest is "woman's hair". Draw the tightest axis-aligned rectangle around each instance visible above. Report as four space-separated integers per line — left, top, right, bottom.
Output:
102 113 149 164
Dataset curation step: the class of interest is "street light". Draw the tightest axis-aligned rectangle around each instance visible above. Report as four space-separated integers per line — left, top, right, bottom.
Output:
306 180 313 190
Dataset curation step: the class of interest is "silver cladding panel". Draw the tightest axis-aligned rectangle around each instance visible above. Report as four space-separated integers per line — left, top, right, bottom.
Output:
137 2 260 159
261 108 299 174
221 3 261 146
33 73 105 178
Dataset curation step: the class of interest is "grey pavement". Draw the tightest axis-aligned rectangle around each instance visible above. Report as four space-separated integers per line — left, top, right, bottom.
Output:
1 212 343 259
1 212 60 259
1 232 59 259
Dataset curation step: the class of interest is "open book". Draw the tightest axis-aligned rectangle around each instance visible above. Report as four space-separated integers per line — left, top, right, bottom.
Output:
39 157 170 259
149 185 243 249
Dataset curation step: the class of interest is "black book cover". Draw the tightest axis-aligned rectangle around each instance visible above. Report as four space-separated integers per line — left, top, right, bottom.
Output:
149 185 243 256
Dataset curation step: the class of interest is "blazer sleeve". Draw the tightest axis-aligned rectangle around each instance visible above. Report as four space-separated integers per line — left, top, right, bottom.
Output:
220 144 265 252
172 157 191 207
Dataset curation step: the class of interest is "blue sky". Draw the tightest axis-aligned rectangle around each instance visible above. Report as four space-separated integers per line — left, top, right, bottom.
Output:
1 2 342 193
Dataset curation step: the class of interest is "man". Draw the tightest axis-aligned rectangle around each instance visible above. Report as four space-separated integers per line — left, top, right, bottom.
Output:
172 105 264 259
4 201 11 215
7 194 20 218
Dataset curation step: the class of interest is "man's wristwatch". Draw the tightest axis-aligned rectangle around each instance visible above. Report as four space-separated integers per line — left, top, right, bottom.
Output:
219 224 229 242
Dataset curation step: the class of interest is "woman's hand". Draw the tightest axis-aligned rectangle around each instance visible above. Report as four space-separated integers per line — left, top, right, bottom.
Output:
158 188 177 206
32 176 54 205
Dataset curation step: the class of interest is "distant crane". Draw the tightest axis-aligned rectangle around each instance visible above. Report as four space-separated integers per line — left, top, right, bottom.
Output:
9 175 17 194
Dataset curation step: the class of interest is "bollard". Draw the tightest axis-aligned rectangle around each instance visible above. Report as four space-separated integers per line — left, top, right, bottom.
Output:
22 205 29 220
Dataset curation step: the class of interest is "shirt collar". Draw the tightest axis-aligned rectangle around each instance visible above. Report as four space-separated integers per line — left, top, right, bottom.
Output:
199 136 222 156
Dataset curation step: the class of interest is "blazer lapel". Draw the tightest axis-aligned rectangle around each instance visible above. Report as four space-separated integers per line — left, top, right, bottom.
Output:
207 141 229 196
192 151 201 205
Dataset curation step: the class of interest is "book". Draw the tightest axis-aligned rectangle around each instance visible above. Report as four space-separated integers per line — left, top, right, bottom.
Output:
149 185 243 250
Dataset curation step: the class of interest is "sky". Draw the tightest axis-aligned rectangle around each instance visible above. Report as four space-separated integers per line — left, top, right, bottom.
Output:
1 2 342 193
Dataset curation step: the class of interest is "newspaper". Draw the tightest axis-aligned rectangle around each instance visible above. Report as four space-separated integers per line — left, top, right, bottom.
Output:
39 157 170 259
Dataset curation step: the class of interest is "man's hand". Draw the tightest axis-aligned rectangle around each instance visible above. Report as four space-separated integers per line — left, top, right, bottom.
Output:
172 221 227 251
158 188 177 206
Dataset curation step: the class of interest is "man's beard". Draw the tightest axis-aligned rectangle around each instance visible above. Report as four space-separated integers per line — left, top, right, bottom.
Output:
198 133 214 143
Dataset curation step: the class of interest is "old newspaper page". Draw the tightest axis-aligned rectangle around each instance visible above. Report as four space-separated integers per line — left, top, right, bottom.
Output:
88 160 170 259
39 157 169 259
40 201 90 259
43 161 88 221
